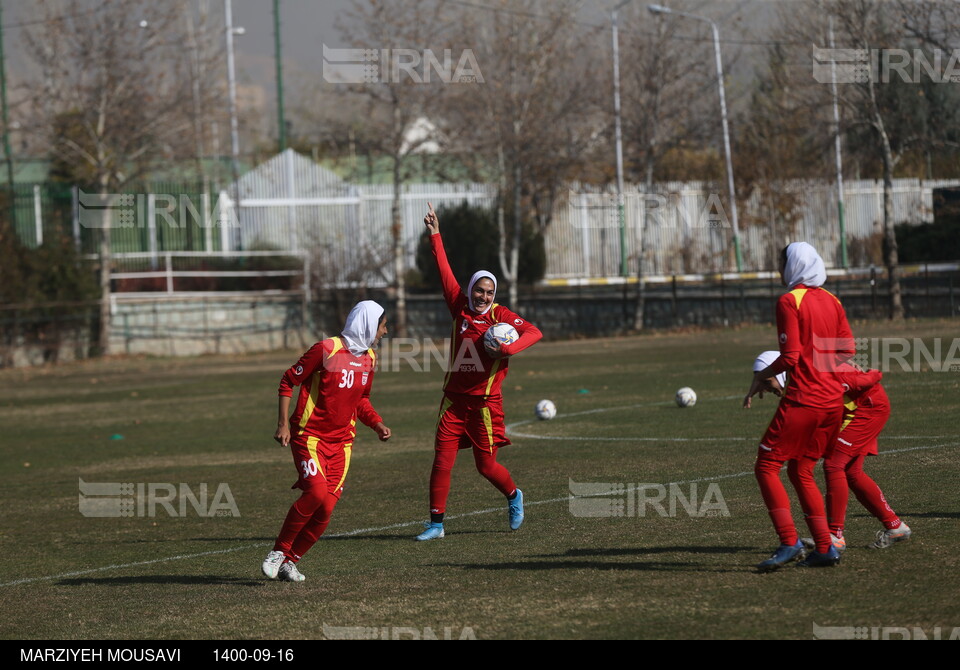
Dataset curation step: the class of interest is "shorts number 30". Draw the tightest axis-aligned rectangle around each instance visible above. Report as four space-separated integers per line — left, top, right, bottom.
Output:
300 459 319 478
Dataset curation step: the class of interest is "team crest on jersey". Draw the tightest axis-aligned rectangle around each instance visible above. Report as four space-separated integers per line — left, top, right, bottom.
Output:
780 333 787 344
460 319 469 333
295 365 303 376
362 371 369 386
514 318 523 325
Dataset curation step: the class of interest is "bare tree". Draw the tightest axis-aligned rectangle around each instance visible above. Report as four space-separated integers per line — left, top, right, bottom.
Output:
443 0 605 307
620 1 736 328
832 0 907 319
762 0 958 320
22 0 204 352
329 0 455 336
899 0 960 54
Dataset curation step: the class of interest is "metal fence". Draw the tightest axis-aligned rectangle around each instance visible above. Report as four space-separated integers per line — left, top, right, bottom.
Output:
9 171 960 285
546 179 960 279
231 180 497 287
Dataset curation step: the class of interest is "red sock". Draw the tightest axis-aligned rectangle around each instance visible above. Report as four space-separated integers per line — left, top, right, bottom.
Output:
428 448 458 516
289 494 338 560
846 457 900 529
473 446 515 497
823 451 853 535
273 487 329 560
788 458 831 553
755 452 798 546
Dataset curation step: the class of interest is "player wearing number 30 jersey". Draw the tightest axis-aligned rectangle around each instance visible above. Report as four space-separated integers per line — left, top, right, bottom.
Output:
261 301 391 582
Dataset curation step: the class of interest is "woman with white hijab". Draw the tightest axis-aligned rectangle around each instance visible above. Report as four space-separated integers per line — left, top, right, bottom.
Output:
416 203 543 541
744 242 855 571
261 300 391 582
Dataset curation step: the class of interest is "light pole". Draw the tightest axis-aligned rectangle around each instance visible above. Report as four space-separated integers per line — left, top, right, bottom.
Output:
273 0 286 153
647 4 743 272
612 0 633 278
225 0 245 247
828 16 848 268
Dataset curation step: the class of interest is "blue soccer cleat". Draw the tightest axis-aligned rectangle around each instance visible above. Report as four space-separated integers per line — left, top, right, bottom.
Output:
508 488 524 530
415 522 445 541
797 545 842 568
756 540 805 572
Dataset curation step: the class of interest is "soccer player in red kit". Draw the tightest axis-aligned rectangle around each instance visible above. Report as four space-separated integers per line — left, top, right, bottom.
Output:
744 242 854 571
416 202 543 541
750 355 911 553
821 362 911 550
261 300 391 581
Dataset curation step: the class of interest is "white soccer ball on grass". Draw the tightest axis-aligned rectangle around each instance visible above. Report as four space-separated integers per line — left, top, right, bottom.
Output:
675 387 697 408
535 399 557 420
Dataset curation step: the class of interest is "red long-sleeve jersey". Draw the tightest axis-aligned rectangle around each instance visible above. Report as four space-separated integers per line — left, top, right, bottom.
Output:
836 360 888 424
836 364 883 406
431 233 542 397
278 337 383 442
767 284 855 410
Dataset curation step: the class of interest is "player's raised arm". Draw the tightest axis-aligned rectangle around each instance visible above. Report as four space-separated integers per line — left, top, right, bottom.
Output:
425 203 462 313
424 201 439 235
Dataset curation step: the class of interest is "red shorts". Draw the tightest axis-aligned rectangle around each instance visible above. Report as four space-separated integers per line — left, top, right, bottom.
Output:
836 404 890 457
760 400 843 461
289 435 353 499
435 392 511 452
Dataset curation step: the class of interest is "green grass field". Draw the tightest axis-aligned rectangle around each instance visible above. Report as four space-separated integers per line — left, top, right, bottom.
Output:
2 319 959 640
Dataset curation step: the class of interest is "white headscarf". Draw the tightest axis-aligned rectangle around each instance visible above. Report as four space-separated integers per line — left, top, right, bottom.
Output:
341 300 385 355
465 270 497 315
782 242 826 289
753 350 787 389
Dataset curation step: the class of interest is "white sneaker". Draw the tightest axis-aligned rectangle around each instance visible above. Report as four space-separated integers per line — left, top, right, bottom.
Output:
261 550 285 579
278 560 306 582
870 522 912 549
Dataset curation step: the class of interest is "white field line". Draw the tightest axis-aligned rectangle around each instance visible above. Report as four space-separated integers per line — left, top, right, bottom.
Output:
506 396 953 443
1 423 956 588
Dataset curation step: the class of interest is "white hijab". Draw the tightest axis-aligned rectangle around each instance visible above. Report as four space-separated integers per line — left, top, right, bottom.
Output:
782 242 826 289
465 270 497 315
753 350 787 389
341 300 384 355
